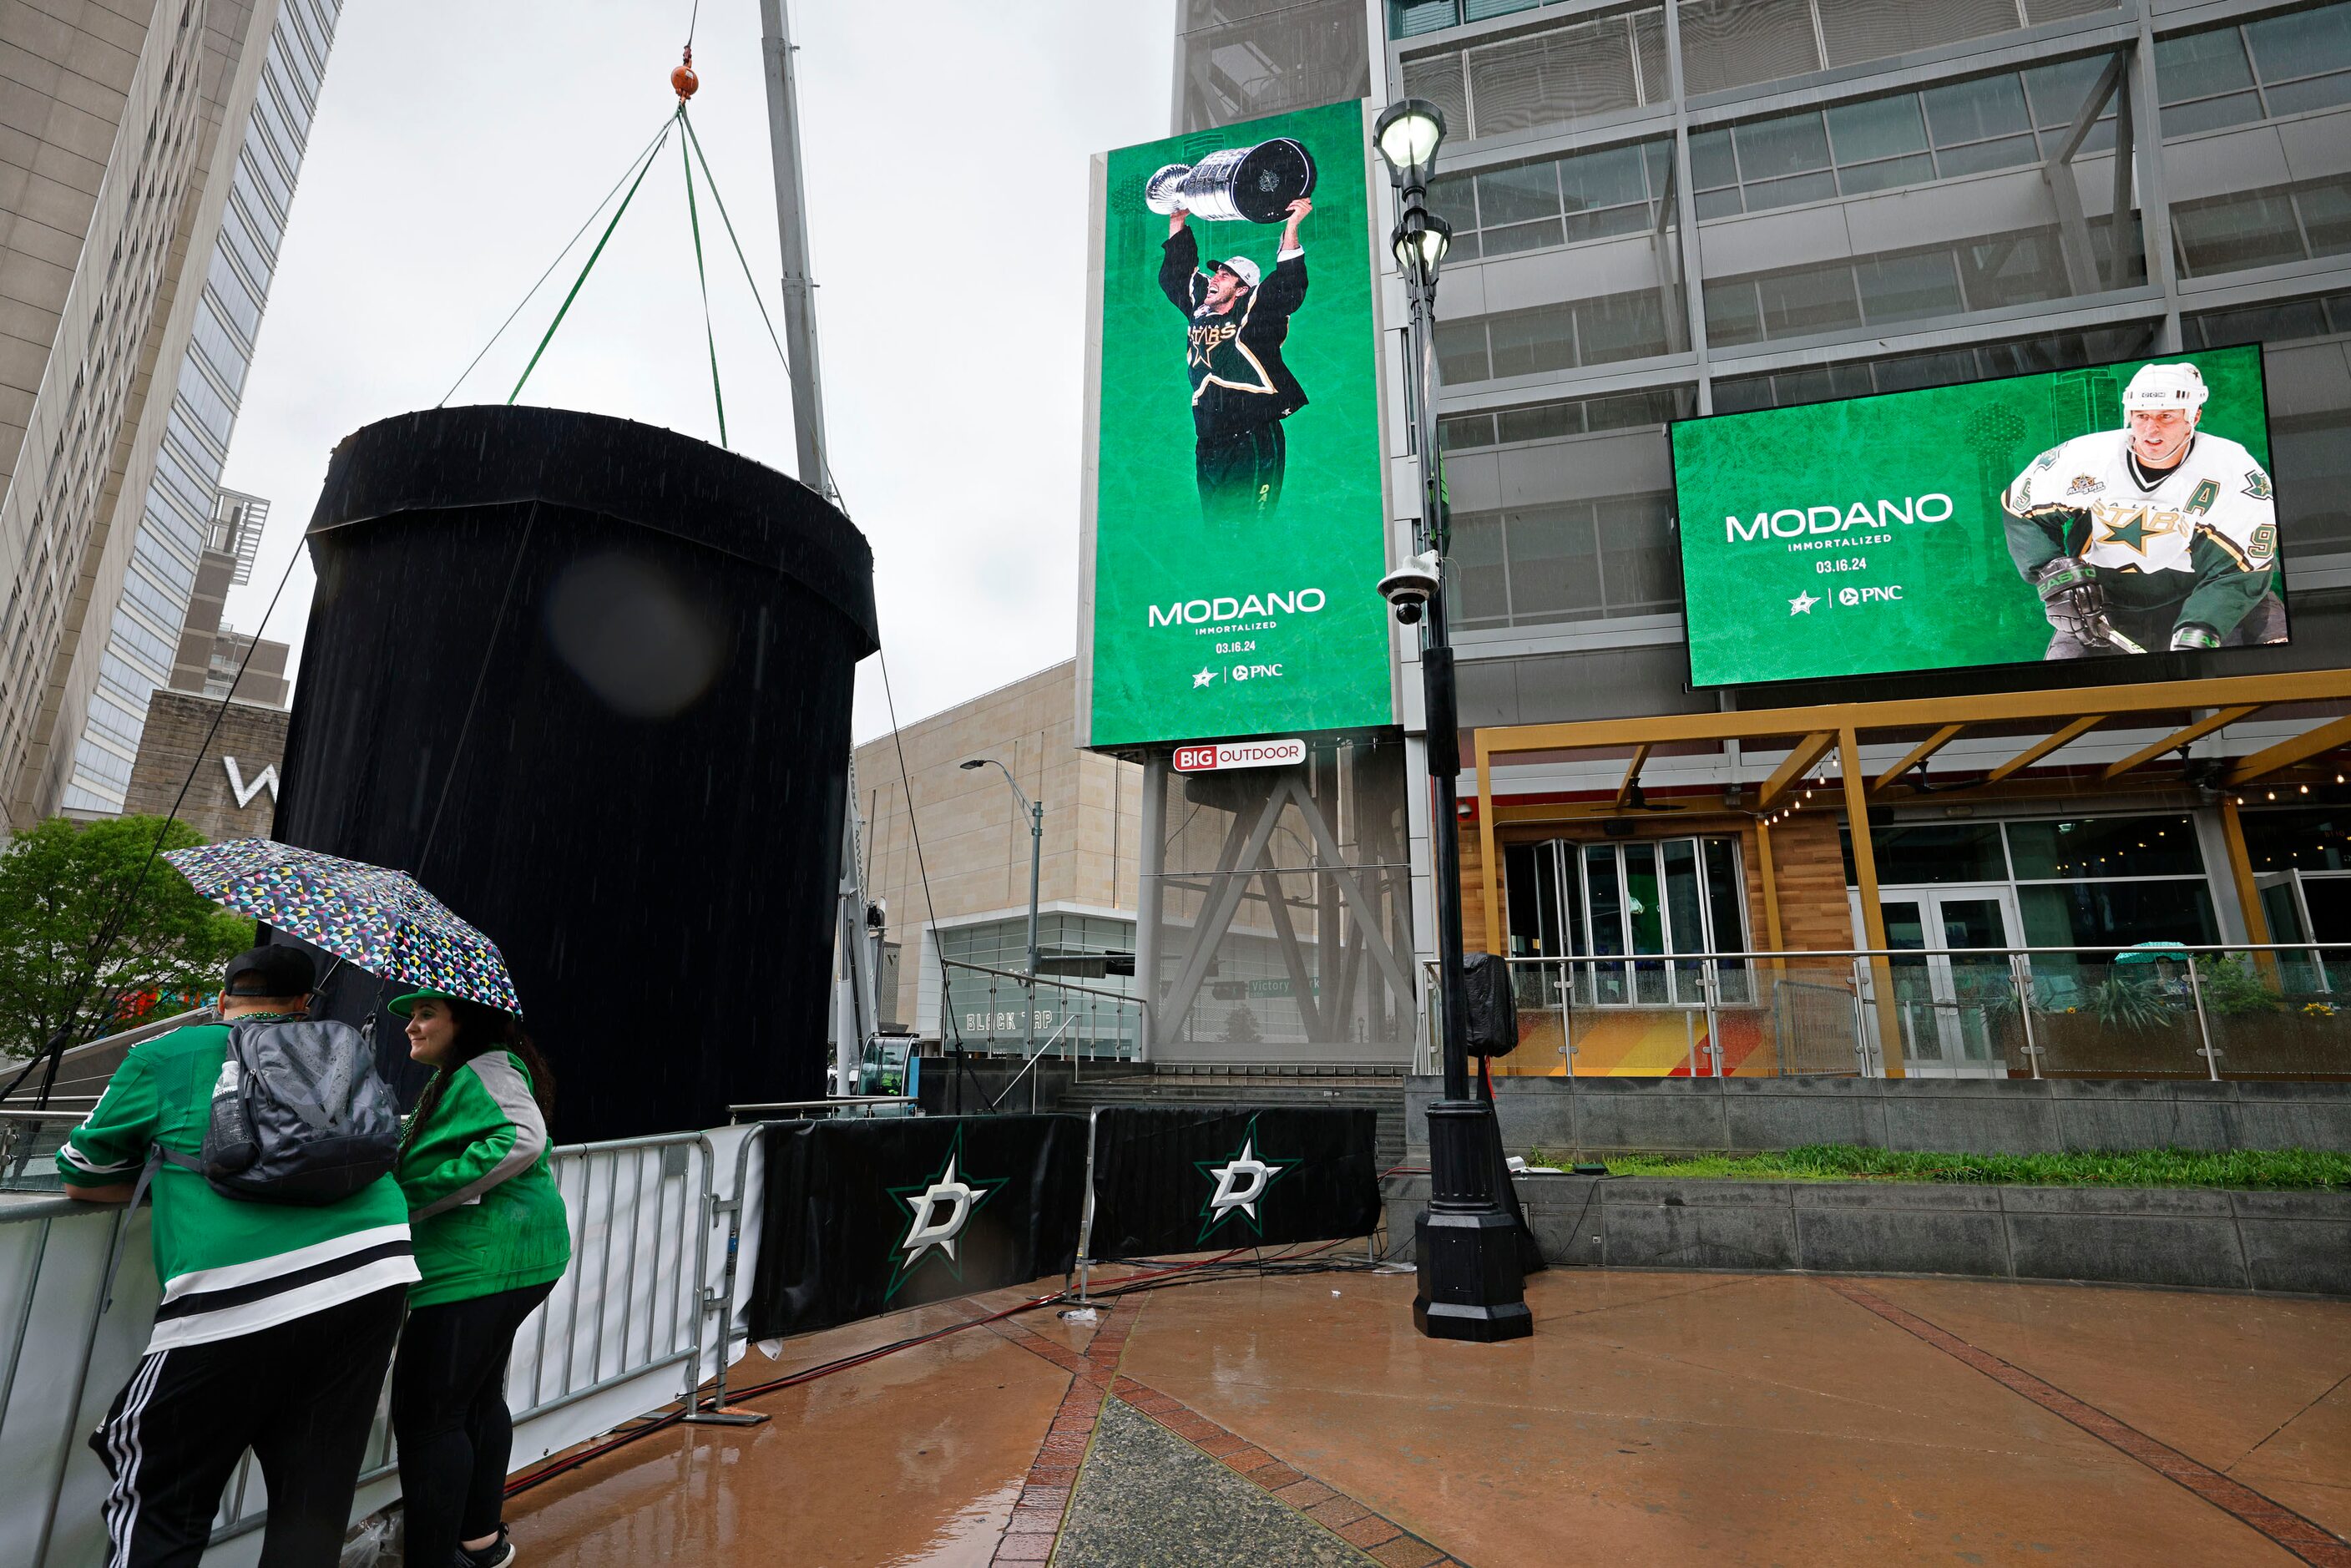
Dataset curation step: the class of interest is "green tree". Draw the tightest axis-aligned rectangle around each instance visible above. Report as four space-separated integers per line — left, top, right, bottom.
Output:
0 815 254 1065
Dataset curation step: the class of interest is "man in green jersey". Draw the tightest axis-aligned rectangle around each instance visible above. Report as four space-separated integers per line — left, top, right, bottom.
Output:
60 945 417 1568
1160 197 1313 525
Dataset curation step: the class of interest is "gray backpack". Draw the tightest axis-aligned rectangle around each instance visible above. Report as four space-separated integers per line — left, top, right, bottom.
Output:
163 1017 403 1205
100 1017 405 1313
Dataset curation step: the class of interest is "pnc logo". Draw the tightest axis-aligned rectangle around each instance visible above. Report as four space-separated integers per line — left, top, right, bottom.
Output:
1231 664 1282 681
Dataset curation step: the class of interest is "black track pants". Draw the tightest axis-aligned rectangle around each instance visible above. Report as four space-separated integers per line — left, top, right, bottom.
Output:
91 1285 407 1568
1195 421 1287 524
392 1281 555 1565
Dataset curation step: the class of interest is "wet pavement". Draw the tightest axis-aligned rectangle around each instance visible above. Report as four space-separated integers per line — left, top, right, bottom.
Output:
502 1267 2351 1566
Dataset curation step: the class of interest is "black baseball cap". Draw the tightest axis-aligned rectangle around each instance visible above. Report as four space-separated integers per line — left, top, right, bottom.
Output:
222 945 316 999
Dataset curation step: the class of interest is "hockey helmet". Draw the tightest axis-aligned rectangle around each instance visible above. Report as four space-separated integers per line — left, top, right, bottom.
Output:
2121 362 2208 414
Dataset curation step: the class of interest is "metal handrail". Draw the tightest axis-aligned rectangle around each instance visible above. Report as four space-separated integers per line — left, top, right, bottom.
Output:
1447 942 2351 961
726 1096 917 1122
940 956 1141 1005
988 1010 1079 1113
1418 943 2351 1082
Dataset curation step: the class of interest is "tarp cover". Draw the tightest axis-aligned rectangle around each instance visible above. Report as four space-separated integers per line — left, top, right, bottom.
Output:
748 1115 1085 1338
1087 1105 1379 1261
1463 951 1520 1057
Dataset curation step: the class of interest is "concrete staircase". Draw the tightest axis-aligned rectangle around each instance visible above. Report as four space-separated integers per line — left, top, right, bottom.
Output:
1054 1069 1411 1173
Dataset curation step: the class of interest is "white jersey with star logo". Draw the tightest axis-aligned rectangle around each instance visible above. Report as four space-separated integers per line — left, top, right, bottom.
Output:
2005 430 2277 575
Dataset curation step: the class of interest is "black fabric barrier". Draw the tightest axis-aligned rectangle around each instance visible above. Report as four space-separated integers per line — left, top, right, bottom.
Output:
1086 1106 1380 1261
748 1115 1085 1338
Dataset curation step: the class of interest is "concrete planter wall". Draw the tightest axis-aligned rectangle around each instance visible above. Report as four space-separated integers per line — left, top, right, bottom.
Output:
1383 1173 2351 1296
1405 1075 2351 1157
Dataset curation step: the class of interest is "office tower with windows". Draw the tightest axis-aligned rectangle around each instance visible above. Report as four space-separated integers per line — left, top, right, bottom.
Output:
0 0 341 828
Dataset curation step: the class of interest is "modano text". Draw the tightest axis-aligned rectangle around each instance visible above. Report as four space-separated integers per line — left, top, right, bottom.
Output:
1725 494 1954 542
1149 588 1327 626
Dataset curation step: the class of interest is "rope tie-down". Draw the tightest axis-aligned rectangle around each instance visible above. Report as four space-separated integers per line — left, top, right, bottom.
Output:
443 44 797 451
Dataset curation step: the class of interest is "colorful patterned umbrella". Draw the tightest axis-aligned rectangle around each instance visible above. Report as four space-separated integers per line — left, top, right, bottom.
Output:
161 839 523 1017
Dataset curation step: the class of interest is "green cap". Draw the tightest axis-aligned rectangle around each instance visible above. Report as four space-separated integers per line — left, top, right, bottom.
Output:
387 988 457 1018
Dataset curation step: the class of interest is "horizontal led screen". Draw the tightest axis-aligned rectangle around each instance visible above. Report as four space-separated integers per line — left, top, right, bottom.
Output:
1671 344 2279 686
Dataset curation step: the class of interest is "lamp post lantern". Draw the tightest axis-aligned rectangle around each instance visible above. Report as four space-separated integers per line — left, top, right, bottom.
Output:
1375 99 1532 1343
963 757 1045 1062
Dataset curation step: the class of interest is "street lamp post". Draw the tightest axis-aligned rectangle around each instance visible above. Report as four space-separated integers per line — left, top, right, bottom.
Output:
1375 99 1532 1343
962 758 1044 1065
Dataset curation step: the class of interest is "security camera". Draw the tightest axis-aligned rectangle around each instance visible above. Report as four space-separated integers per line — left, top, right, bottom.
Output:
1378 550 1441 625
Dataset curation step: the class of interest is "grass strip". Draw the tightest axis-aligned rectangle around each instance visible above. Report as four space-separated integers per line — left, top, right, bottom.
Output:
1528 1144 2351 1191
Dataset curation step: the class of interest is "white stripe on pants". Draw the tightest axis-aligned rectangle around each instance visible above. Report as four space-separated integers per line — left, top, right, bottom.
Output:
103 1348 168 1568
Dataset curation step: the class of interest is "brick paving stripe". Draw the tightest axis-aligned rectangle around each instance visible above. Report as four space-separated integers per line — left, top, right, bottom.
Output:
987 1295 1470 1566
1822 1277 2351 1568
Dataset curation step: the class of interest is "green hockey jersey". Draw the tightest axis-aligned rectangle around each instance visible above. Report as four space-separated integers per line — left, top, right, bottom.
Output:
58 1022 418 1350
396 1050 570 1308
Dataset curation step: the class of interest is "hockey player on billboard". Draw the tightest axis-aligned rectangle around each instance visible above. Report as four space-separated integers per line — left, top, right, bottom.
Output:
1159 196 1312 527
2003 362 2283 658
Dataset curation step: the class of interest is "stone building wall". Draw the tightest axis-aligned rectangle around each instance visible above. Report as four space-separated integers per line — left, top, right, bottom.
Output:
122 687 286 842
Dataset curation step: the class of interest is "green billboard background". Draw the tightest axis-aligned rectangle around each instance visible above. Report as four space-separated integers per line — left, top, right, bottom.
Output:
1671 345 2275 685
1087 100 1390 748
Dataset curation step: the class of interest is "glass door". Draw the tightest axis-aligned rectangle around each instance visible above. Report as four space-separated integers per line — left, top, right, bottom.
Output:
1865 885 2020 1076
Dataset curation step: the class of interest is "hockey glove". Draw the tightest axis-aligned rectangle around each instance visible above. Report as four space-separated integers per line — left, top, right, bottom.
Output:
2031 555 2103 635
2168 623 2221 651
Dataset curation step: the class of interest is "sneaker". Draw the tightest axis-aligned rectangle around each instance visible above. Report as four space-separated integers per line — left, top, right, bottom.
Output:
456 1525 516 1568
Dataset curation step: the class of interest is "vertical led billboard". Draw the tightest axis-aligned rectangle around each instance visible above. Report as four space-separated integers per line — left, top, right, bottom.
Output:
1081 99 1390 749
1671 345 2280 685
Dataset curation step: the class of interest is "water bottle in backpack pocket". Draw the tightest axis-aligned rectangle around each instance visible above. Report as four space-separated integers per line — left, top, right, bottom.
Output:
99 1017 407 1313
164 1017 402 1204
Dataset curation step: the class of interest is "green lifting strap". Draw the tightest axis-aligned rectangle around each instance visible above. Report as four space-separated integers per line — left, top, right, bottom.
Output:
508 113 676 406
680 111 726 448
680 111 794 384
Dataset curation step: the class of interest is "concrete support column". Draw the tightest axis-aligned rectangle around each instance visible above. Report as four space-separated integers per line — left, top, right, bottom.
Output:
1839 726 1903 1078
1136 750 1167 1063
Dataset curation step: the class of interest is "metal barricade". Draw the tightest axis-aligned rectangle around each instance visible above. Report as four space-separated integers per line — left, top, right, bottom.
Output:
0 1130 745 1565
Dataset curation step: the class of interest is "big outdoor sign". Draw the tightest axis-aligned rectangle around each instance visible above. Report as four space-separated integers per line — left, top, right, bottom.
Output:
1174 736 1305 771
1079 99 1392 749
1670 344 2281 685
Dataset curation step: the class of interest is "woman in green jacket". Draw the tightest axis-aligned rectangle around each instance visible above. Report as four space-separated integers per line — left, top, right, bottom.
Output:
389 989 569 1568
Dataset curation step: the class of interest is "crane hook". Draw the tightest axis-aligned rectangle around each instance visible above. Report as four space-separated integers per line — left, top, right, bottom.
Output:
672 44 699 103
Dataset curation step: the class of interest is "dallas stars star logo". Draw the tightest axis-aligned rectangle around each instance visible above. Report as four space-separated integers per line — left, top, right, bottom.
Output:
1195 1116 1291 1243
1788 590 1820 615
2098 508 2156 553
1193 667 1217 688
884 1127 1002 1302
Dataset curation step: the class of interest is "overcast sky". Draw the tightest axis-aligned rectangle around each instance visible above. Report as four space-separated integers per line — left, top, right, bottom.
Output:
220 0 1175 741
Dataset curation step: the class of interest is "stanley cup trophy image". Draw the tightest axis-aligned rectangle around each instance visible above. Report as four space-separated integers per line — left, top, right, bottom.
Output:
1149 139 1319 525
1145 138 1317 223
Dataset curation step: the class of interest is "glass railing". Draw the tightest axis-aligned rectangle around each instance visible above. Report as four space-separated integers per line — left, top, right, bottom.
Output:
1417 943 2351 1080
938 959 1145 1064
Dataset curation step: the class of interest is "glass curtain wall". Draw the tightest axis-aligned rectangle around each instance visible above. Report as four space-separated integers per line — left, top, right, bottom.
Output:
61 0 345 812
1389 0 2351 723
933 913 1138 1055
1502 835 1752 1004
1839 814 2222 1004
